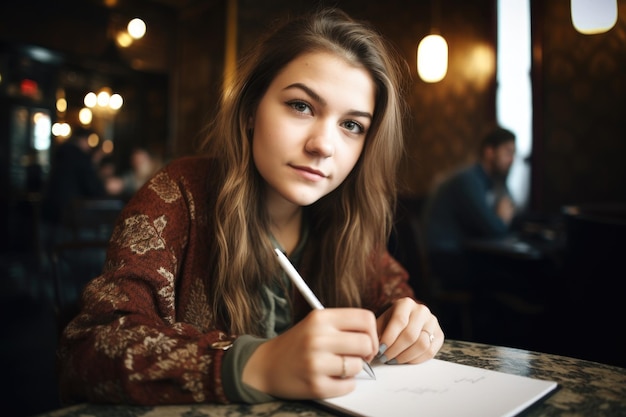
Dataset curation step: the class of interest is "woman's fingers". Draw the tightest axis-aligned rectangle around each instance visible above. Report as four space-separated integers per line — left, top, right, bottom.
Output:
244 303 443 400
308 308 379 360
244 309 377 399
324 354 362 379
391 325 444 364
376 297 444 364
377 298 426 352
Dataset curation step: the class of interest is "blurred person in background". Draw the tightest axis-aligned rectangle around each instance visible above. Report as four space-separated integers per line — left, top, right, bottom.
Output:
24 147 44 193
41 127 107 244
103 147 163 199
421 126 517 291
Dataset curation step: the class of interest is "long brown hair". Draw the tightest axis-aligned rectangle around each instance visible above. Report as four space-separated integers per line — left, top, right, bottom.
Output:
202 8 408 335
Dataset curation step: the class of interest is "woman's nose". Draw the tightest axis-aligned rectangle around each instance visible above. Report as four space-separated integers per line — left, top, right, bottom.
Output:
304 121 336 158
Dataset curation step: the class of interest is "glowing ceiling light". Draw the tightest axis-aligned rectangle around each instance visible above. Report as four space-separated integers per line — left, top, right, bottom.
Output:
116 31 133 48
417 34 448 83
571 0 618 34
109 93 123 110
127 18 146 39
79 107 93 125
97 90 111 107
56 97 67 113
84 92 97 108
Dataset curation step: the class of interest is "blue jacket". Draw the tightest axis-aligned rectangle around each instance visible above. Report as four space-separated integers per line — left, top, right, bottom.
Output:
422 163 509 252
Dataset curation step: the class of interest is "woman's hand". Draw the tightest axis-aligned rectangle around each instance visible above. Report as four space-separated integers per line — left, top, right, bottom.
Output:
375 297 443 364
242 308 378 399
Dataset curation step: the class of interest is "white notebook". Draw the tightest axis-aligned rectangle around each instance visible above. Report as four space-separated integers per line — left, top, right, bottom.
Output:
319 359 558 417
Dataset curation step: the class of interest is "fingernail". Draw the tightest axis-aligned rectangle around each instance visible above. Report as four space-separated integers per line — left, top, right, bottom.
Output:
379 354 388 363
377 343 387 358
386 358 398 365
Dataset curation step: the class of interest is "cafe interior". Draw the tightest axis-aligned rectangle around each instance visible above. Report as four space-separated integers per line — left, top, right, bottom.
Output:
1 0 624 415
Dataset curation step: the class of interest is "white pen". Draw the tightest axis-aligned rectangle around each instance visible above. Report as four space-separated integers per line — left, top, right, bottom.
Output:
274 247 376 380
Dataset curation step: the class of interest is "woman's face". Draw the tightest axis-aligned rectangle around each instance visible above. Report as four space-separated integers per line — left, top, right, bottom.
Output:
252 51 375 210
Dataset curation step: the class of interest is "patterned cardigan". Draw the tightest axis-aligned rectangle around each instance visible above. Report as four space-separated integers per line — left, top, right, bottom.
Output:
56 156 414 405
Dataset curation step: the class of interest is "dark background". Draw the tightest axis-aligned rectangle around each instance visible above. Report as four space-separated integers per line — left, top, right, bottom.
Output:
1 0 624 213
0 1 624 415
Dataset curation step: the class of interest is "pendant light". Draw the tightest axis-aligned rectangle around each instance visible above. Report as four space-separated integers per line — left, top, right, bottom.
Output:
571 0 618 34
417 0 448 83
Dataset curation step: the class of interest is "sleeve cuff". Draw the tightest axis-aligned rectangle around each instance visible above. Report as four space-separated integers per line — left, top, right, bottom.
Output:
221 334 276 403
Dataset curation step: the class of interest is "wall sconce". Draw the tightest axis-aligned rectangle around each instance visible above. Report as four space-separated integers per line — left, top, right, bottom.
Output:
418 0 448 83
571 0 618 34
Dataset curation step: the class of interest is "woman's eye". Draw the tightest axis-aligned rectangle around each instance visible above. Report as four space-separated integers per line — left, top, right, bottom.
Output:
288 101 312 115
342 120 365 134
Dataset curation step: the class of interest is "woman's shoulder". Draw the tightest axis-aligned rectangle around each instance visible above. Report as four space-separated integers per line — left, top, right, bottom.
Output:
150 155 219 195
159 155 216 180
163 155 214 173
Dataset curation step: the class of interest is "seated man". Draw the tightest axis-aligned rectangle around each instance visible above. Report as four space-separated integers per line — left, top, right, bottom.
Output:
421 126 517 291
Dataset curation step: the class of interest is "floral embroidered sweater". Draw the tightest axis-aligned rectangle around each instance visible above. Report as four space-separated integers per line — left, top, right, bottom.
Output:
56 156 414 405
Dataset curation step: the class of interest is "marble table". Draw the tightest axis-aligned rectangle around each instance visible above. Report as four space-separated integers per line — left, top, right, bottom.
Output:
35 339 626 417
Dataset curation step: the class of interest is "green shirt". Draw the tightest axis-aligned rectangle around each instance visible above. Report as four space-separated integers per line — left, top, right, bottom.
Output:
221 225 309 403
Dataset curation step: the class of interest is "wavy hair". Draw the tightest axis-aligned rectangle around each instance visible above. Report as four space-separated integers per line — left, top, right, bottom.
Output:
202 8 408 335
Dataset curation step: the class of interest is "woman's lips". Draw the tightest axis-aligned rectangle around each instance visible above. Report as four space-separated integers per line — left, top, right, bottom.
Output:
291 165 327 181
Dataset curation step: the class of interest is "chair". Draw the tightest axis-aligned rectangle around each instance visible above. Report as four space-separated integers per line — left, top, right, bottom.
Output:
389 203 475 340
50 198 122 331
61 198 125 242
49 240 109 334
392 202 554 346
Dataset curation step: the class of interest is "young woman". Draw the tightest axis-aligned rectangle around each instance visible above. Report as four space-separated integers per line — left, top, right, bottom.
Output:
57 8 443 405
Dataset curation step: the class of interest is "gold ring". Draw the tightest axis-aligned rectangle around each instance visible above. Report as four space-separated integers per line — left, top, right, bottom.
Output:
422 329 435 344
341 356 347 379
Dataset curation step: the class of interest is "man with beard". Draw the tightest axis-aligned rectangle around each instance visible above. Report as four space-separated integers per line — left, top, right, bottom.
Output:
421 126 517 293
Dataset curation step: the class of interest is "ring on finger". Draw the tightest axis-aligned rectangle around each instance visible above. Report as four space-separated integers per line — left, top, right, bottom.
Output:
340 355 347 379
421 329 435 344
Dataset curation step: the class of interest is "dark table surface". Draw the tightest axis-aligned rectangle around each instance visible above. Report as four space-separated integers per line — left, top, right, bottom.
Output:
463 233 564 261
35 339 626 417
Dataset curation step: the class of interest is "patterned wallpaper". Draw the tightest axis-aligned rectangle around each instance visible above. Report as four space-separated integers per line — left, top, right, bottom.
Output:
533 0 626 214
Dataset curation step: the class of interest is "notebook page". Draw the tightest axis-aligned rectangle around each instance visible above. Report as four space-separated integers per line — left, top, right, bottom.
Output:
319 358 557 417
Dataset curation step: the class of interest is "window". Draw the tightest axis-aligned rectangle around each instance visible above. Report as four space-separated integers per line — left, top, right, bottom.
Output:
497 0 532 211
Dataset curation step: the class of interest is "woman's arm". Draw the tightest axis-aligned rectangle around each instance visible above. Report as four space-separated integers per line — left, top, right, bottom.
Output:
367 250 416 315
57 158 234 405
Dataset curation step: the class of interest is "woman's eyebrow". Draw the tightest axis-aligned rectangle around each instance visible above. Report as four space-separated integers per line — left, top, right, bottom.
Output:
284 83 325 105
283 82 373 120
